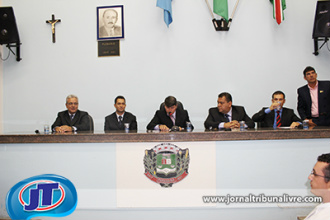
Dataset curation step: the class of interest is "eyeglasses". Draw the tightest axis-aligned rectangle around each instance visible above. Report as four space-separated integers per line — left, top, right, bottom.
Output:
67 102 78 106
310 170 330 179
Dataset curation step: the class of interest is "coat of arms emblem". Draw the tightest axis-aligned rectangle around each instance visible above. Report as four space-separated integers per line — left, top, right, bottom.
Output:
144 143 190 187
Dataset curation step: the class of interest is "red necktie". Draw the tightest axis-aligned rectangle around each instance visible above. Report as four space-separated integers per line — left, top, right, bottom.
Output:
276 111 281 127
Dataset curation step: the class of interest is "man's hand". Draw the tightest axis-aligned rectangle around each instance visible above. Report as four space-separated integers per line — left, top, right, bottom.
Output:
224 120 240 129
270 102 280 111
307 119 317 127
159 125 170 131
55 125 73 133
290 122 300 128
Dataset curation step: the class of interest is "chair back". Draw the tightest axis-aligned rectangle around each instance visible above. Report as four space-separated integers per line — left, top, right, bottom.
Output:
87 115 94 131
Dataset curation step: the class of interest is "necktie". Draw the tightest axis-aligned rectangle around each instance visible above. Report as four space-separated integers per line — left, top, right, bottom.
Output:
276 111 281 127
224 114 230 122
70 114 74 121
118 116 123 127
170 114 175 125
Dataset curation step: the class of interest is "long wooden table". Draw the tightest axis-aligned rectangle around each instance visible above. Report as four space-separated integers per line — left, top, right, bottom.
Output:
1 127 330 143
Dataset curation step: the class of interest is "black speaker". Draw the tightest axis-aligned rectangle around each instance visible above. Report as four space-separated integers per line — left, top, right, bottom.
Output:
0 7 20 45
313 1 330 38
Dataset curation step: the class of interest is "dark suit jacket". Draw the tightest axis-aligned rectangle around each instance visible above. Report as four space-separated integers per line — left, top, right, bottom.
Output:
51 110 91 131
204 105 255 129
104 112 137 131
146 108 193 130
99 25 122 38
297 80 330 126
252 107 301 127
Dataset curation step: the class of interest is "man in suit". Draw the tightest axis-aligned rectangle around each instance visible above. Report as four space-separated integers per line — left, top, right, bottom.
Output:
52 94 91 132
304 153 330 220
147 96 193 131
104 96 137 131
252 91 301 128
204 92 255 130
297 66 330 126
99 9 122 38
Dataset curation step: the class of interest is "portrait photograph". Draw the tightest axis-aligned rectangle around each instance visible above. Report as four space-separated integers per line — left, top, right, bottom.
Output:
97 5 124 40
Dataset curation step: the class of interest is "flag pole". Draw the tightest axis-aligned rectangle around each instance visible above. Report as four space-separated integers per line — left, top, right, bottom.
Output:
205 0 219 28
205 0 215 19
227 0 240 28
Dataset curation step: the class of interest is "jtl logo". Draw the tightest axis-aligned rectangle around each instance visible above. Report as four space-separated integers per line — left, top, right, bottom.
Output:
6 174 77 220
19 181 65 211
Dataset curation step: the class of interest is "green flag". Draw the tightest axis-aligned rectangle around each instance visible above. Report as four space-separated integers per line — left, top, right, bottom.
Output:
213 0 228 21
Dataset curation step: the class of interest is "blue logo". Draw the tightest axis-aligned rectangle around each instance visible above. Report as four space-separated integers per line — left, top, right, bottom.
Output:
6 174 77 220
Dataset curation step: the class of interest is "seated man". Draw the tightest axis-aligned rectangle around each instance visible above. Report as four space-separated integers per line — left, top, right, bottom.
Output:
146 96 193 131
104 95 137 131
305 153 330 220
52 94 91 132
204 92 255 130
252 91 301 128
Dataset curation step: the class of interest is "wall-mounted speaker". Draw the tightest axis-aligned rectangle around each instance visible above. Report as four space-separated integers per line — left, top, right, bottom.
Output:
313 1 330 38
0 7 20 45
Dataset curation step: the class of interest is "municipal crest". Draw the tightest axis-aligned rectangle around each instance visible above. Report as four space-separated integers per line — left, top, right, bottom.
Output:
144 143 190 187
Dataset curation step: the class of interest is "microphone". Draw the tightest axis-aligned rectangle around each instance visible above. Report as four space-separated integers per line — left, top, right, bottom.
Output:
170 126 180 132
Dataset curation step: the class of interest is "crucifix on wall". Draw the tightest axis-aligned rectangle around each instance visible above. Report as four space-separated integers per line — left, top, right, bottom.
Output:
46 14 61 43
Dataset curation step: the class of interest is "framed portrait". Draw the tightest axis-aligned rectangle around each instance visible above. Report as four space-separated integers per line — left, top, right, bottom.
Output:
97 5 124 40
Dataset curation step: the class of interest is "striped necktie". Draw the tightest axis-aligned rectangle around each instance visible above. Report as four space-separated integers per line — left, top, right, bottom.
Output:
276 111 281 127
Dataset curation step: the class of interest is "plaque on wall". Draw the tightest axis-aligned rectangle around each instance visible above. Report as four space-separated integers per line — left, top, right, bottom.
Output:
98 40 120 57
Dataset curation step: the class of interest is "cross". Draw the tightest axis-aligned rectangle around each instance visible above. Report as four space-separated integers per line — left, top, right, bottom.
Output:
46 14 61 43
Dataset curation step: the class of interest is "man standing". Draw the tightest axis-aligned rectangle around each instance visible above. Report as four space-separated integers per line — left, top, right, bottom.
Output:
204 92 255 130
52 94 91 132
252 91 301 128
147 96 193 131
297 66 330 126
305 153 330 220
99 9 122 38
104 96 137 131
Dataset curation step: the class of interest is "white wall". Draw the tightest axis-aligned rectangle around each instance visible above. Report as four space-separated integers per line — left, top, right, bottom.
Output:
2 0 330 132
0 0 2 133
0 48 2 133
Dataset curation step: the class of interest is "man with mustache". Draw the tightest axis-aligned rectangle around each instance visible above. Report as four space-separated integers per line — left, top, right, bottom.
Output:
52 94 92 133
99 8 122 38
204 92 255 130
